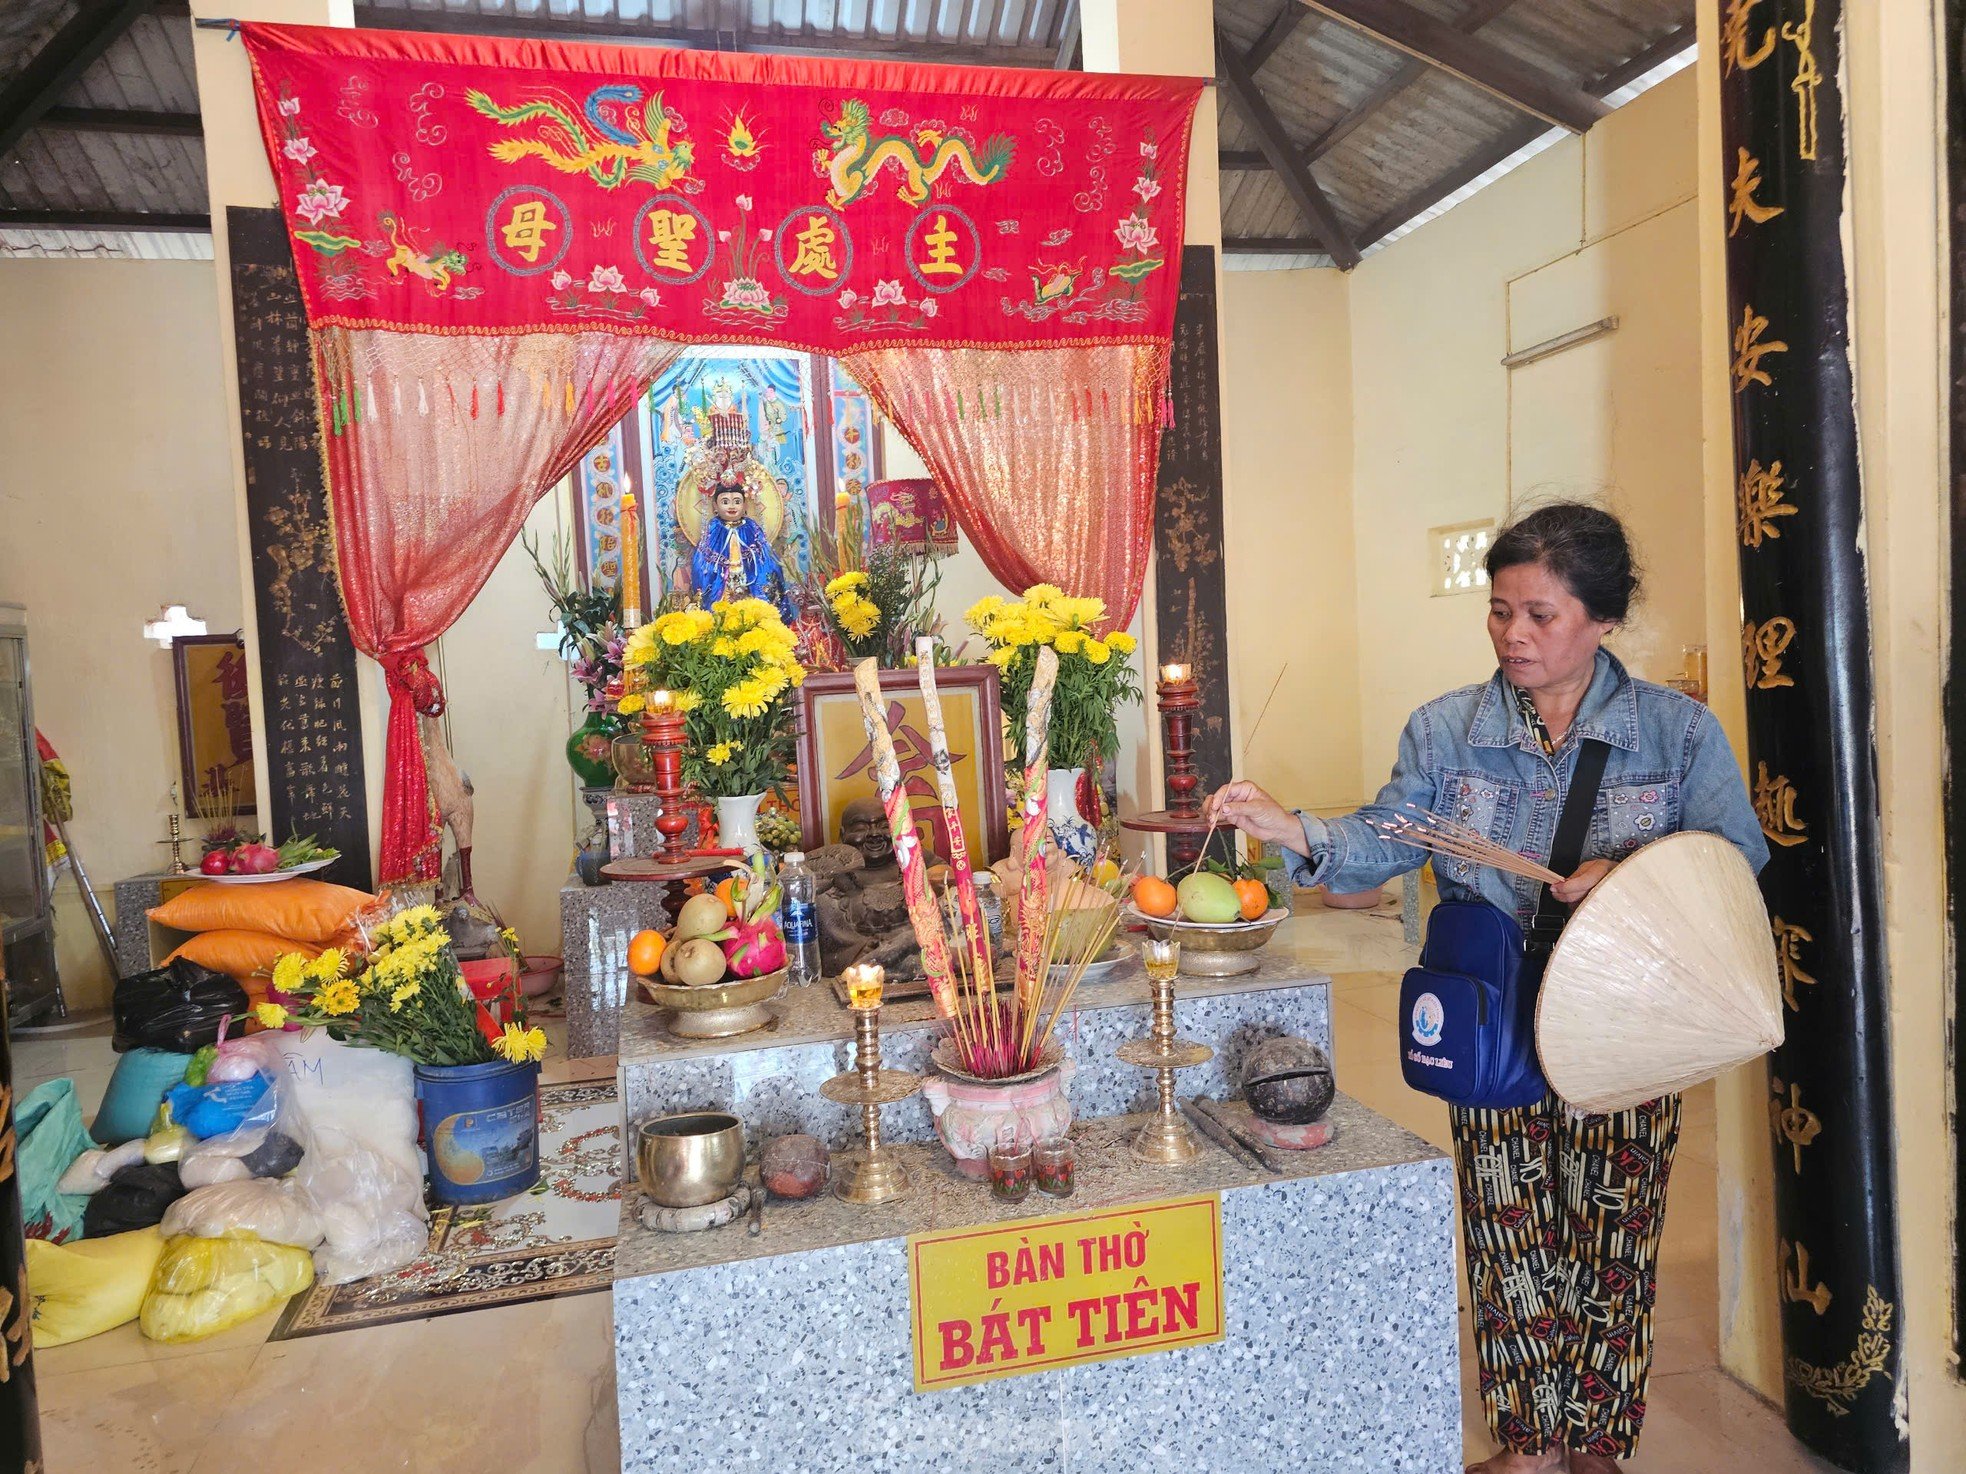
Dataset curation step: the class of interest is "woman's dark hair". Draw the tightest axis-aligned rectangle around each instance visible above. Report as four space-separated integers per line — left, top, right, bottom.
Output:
1483 501 1641 623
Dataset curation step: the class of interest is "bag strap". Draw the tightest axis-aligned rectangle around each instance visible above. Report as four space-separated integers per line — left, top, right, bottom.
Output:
1527 737 1611 953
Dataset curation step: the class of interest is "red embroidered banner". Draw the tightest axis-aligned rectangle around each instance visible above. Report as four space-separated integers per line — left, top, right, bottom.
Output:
240 24 1203 354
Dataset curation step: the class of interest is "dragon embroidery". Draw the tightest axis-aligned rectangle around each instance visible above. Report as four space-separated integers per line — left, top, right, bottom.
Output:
816 99 1013 209
381 213 467 293
465 83 696 191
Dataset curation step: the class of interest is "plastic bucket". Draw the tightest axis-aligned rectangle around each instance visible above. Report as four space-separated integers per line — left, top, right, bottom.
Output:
413 1058 541 1205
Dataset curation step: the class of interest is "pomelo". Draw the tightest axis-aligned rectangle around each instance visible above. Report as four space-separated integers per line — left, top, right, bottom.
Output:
1176 871 1242 925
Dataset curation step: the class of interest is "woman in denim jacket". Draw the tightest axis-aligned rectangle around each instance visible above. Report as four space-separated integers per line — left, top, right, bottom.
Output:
1208 504 1765 1474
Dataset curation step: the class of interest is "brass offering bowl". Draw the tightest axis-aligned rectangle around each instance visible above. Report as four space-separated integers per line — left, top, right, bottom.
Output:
637 966 785 1038
636 1111 746 1208
1124 907 1286 977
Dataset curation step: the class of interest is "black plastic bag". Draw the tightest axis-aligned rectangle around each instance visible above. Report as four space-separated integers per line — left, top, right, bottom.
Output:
83 1162 186 1237
112 961 250 1054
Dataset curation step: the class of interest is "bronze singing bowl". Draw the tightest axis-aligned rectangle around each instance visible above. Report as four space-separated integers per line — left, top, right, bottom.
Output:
636 1111 746 1208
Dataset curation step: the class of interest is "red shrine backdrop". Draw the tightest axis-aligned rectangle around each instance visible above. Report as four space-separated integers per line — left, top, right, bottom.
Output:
240 22 1202 881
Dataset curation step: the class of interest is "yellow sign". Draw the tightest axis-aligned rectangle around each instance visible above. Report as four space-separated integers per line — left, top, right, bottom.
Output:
907 1194 1224 1391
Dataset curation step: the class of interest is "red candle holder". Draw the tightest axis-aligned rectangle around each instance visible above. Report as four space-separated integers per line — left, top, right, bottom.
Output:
640 692 690 867
1120 661 1212 872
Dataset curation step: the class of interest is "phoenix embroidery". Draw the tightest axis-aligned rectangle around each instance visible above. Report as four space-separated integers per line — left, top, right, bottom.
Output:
466 83 696 191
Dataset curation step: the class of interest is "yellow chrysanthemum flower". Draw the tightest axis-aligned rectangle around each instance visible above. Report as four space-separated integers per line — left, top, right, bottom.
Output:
271 952 308 999
965 595 1006 629
1023 610 1062 645
990 613 1032 648
389 978 421 1013
1107 631 1138 655
833 592 879 639
617 691 647 715
1054 596 1107 628
675 690 702 712
317 978 361 1017
1053 629 1087 655
1024 583 1065 607
622 624 660 666
254 1002 289 1030
722 681 771 720
708 741 745 766
492 1023 549 1064
1083 638 1112 665
712 636 739 659
305 948 347 984
824 572 869 596
986 645 1019 670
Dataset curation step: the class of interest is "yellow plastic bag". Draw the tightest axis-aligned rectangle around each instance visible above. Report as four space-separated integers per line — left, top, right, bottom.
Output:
138 1232 315 1344
24 1229 167 1347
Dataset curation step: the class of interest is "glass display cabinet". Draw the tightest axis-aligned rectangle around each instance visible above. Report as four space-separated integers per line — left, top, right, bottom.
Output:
0 605 59 1025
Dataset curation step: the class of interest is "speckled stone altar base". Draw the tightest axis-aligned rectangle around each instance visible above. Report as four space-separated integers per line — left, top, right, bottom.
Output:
613 1095 1458 1473
112 874 167 976
615 944 1334 1154
560 873 677 1059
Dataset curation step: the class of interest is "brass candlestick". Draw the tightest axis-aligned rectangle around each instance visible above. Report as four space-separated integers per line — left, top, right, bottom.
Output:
1117 940 1213 1164
821 965 921 1204
158 784 190 874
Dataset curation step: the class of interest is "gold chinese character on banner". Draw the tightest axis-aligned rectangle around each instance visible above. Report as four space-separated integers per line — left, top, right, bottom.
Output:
1771 1076 1823 1172
1728 148 1785 236
1772 916 1817 1010
918 213 964 276
1738 459 1798 548
1733 305 1789 392
499 199 558 264
1754 762 1808 847
788 213 840 280
1744 615 1797 690
646 209 698 273
1782 0 1822 162
1781 1239 1833 1315
1721 0 1777 75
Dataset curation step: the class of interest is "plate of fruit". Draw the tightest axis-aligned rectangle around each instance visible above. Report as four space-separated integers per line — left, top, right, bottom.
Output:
629 854 788 1038
1124 871 1286 976
197 832 340 884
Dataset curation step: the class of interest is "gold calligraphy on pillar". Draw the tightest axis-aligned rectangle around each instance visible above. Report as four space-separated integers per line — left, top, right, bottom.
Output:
1772 916 1817 1010
1744 616 1798 690
1721 0 1778 75
1733 305 1790 392
1780 1239 1833 1315
1771 1075 1824 1172
1728 148 1785 236
1754 762 1809 847
1782 0 1822 162
1786 1287 1895 1417
1738 459 1798 548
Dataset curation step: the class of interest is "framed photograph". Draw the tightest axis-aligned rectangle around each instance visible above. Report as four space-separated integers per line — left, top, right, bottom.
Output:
795 666 1007 866
173 632 256 818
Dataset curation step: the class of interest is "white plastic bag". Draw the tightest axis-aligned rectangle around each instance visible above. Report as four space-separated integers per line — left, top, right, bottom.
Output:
272 1031 427 1284
160 1179 326 1249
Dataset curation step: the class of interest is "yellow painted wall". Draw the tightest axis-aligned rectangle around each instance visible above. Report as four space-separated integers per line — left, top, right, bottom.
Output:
0 261 242 1013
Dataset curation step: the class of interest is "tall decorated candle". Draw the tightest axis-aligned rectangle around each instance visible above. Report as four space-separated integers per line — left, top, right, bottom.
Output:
619 483 644 627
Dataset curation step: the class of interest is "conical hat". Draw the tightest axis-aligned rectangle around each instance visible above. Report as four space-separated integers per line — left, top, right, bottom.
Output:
1536 831 1784 1113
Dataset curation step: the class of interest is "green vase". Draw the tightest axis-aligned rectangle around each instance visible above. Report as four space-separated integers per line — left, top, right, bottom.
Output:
566 714 616 786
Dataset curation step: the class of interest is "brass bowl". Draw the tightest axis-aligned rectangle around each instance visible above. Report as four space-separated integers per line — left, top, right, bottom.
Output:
636 966 785 1038
636 1111 745 1208
1124 905 1286 977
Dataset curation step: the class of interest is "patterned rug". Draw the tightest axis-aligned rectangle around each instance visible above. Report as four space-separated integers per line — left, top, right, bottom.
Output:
271 1078 620 1339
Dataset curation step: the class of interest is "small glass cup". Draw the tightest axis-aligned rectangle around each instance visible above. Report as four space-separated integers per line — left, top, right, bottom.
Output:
988 1138 1034 1202
1143 938 1181 984
1033 1136 1076 1198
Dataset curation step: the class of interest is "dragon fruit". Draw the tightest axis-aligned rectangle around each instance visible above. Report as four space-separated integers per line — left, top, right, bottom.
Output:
722 915 787 978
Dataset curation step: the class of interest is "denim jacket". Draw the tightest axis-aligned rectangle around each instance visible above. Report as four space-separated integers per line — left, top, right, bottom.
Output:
1283 650 1769 930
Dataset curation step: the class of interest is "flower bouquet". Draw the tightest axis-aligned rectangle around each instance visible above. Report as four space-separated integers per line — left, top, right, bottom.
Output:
965 587 1142 773
618 598 807 800
259 905 544 1068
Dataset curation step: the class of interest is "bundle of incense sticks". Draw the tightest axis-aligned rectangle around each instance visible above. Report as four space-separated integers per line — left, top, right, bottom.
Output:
850 659 954 1015
1012 647 1060 1009
1367 805 1565 886
915 638 991 1000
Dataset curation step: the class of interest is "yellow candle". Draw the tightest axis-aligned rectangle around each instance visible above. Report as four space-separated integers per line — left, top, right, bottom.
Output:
619 484 643 626
842 962 885 1011
1160 663 1190 684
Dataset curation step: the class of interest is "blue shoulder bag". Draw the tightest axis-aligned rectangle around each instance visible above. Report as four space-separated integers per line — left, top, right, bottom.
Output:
1397 739 1608 1110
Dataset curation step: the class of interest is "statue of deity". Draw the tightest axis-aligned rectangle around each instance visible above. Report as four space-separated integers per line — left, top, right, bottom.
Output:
689 458 795 619
810 795 941 979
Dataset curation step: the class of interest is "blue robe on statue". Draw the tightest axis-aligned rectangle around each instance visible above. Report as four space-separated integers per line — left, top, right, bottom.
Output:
691 517 795 621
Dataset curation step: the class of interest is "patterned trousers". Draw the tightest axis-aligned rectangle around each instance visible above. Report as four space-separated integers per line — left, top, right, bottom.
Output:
1450 1092 1682 1459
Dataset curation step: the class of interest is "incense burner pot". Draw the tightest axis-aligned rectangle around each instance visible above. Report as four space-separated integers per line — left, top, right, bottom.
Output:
923 1042 1074 1179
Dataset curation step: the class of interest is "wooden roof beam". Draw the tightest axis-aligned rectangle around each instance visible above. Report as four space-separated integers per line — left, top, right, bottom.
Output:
1244 3 1310 72
0 0 162 159
0 207 210 231
1215 27 1360 270
1293 0 1609 134
39 105 202 137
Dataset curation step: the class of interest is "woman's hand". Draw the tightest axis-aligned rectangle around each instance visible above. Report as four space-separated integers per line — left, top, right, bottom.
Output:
1550 858 1616 905
1203 781 1305 853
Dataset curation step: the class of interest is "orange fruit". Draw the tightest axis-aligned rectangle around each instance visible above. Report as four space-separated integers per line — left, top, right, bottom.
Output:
715 875 743 916
1132 875 1178 918
627 929 667 977
1233 878 1270 922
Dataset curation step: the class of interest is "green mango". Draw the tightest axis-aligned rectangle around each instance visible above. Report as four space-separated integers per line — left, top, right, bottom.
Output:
1176 871 1242 925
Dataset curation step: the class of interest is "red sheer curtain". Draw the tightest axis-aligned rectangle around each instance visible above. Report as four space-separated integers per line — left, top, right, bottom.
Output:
848 345 1167 630
314 327 681 881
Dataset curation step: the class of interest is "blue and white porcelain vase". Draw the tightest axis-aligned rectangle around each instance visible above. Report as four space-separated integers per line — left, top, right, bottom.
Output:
1046 767 1099 866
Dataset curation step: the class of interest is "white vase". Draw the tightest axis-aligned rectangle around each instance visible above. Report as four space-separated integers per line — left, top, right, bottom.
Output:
716 792 765 855
1045 767 1098 866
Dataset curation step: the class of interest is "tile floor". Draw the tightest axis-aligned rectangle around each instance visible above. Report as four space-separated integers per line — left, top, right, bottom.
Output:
14 961 1837 1472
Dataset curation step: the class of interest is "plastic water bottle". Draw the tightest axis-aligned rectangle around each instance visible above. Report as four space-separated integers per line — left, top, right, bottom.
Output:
780 851 820 987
